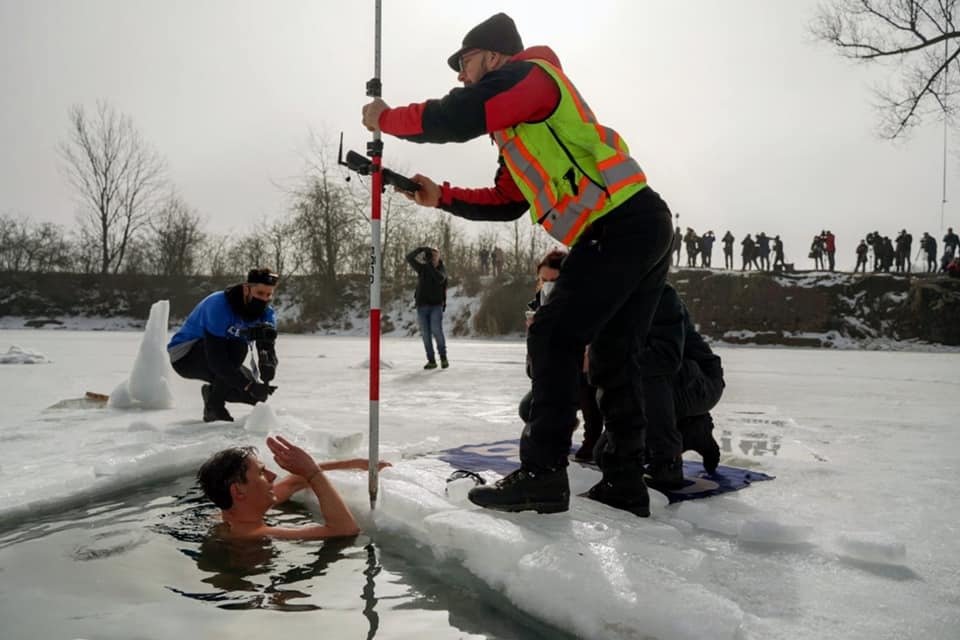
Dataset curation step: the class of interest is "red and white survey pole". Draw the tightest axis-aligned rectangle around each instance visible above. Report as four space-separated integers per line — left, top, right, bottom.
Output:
366 0 383 510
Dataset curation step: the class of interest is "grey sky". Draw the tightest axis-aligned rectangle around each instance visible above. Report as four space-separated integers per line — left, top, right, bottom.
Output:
1 0 955 269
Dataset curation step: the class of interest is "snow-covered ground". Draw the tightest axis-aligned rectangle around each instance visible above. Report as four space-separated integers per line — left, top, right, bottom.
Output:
0 321 958 639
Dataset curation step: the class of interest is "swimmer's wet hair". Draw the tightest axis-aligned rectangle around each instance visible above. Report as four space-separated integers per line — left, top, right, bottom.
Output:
197 446 258 509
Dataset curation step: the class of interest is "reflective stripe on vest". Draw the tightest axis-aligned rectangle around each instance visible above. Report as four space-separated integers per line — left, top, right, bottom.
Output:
494 60 647 245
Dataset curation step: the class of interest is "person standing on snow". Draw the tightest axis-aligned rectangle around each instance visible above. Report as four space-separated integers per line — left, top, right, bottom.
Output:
822 230 837 272
406 246 449 370
361 12 674 517
699 230 715 267
722 230 736 269
855 239 869 274
772 234 786 270
167 268 279 422
920 232 937 273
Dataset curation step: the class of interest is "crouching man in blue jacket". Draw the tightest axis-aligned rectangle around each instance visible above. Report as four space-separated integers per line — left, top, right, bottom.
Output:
168 268 280 422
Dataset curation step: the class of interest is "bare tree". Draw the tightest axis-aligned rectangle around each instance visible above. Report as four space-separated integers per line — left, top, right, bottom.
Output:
812 0 960 137
149 193 206 276
70 227 101 274
259 215 293 276
0 215 74 272
60 101 166 273
286 134 366 283
225 230 269 276
28 222 74 272
202 234 232 277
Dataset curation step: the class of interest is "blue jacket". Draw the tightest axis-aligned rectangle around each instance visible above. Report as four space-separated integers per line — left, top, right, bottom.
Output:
168 289 276 351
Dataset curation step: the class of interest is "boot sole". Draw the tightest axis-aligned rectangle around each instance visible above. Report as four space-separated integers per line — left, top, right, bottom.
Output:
580 492 650 517
467 496 569 514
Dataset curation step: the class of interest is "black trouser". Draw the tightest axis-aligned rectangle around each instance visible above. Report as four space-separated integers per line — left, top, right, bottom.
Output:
674 360 725 420
519 371 603 446
171 339 257 408
644 360 725 460
577 371 603 444
522 190 674 472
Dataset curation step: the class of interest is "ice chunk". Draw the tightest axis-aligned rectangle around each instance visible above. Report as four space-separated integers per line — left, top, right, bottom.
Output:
738 519 813 545
0 345 50 364
245 403 278 434
835 531 907 565
108 300 174 410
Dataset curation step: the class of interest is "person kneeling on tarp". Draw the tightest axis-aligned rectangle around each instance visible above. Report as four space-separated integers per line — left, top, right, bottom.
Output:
198 435 390 540
167 267 280 423
583 283 724 488
627 283 724 488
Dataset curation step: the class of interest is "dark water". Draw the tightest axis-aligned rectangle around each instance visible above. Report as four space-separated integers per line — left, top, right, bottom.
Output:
0 476 574 640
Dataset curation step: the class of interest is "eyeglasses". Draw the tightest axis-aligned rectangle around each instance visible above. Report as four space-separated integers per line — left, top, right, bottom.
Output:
458 49 482 73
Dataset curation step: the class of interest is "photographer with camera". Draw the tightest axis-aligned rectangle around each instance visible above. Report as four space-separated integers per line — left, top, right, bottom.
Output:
167 268 280 422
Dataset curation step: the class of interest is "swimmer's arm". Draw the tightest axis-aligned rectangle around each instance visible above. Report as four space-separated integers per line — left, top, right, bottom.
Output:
272 460 391 504
257 523 359 541
302 469 359 537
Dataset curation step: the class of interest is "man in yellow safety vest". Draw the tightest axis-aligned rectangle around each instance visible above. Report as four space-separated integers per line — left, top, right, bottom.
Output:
362 13 674 517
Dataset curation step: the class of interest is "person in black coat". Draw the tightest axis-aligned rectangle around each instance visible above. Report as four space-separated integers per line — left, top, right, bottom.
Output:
407 246 449 369
722 230 735 269
635 284 724 488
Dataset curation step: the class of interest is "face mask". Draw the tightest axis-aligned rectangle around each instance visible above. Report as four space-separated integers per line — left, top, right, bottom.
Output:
244 297 268 319
540 281 556 306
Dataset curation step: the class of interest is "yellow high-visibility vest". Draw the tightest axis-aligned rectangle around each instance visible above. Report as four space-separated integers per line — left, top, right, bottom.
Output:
493 59 648 246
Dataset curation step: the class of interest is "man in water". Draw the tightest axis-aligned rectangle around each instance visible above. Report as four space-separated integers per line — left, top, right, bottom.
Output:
168 267 280 422
197 435 388 540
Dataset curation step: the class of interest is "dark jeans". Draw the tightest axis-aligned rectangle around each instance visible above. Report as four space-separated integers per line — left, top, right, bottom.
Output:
416 305 446 361
171 339 257 408
522 190 674 471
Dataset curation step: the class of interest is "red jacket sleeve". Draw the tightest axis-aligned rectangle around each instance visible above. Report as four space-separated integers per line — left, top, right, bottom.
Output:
379 61 558 221
378 60 560 143
437 158 530 222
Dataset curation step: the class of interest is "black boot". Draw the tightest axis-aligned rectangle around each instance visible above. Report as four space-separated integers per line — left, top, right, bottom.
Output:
645 455 685 490
680 414 721 474
573 434 600 462
586 462 650 517
467 467 569 514
587 447 650 517
202 384 234 423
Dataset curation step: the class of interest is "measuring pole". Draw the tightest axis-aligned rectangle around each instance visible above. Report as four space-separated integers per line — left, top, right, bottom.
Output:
366 0 383 510
941 36 949 236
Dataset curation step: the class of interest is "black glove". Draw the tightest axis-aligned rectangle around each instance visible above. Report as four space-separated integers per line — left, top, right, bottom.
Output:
257 344 278 382
247 382 278 403
243 323 278 343
259 353 277 382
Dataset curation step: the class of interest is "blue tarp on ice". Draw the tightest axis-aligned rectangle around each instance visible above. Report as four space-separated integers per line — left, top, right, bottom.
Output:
436 438 774 503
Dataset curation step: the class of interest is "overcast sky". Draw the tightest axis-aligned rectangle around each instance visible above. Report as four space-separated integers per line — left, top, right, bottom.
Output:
2 0 956 269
